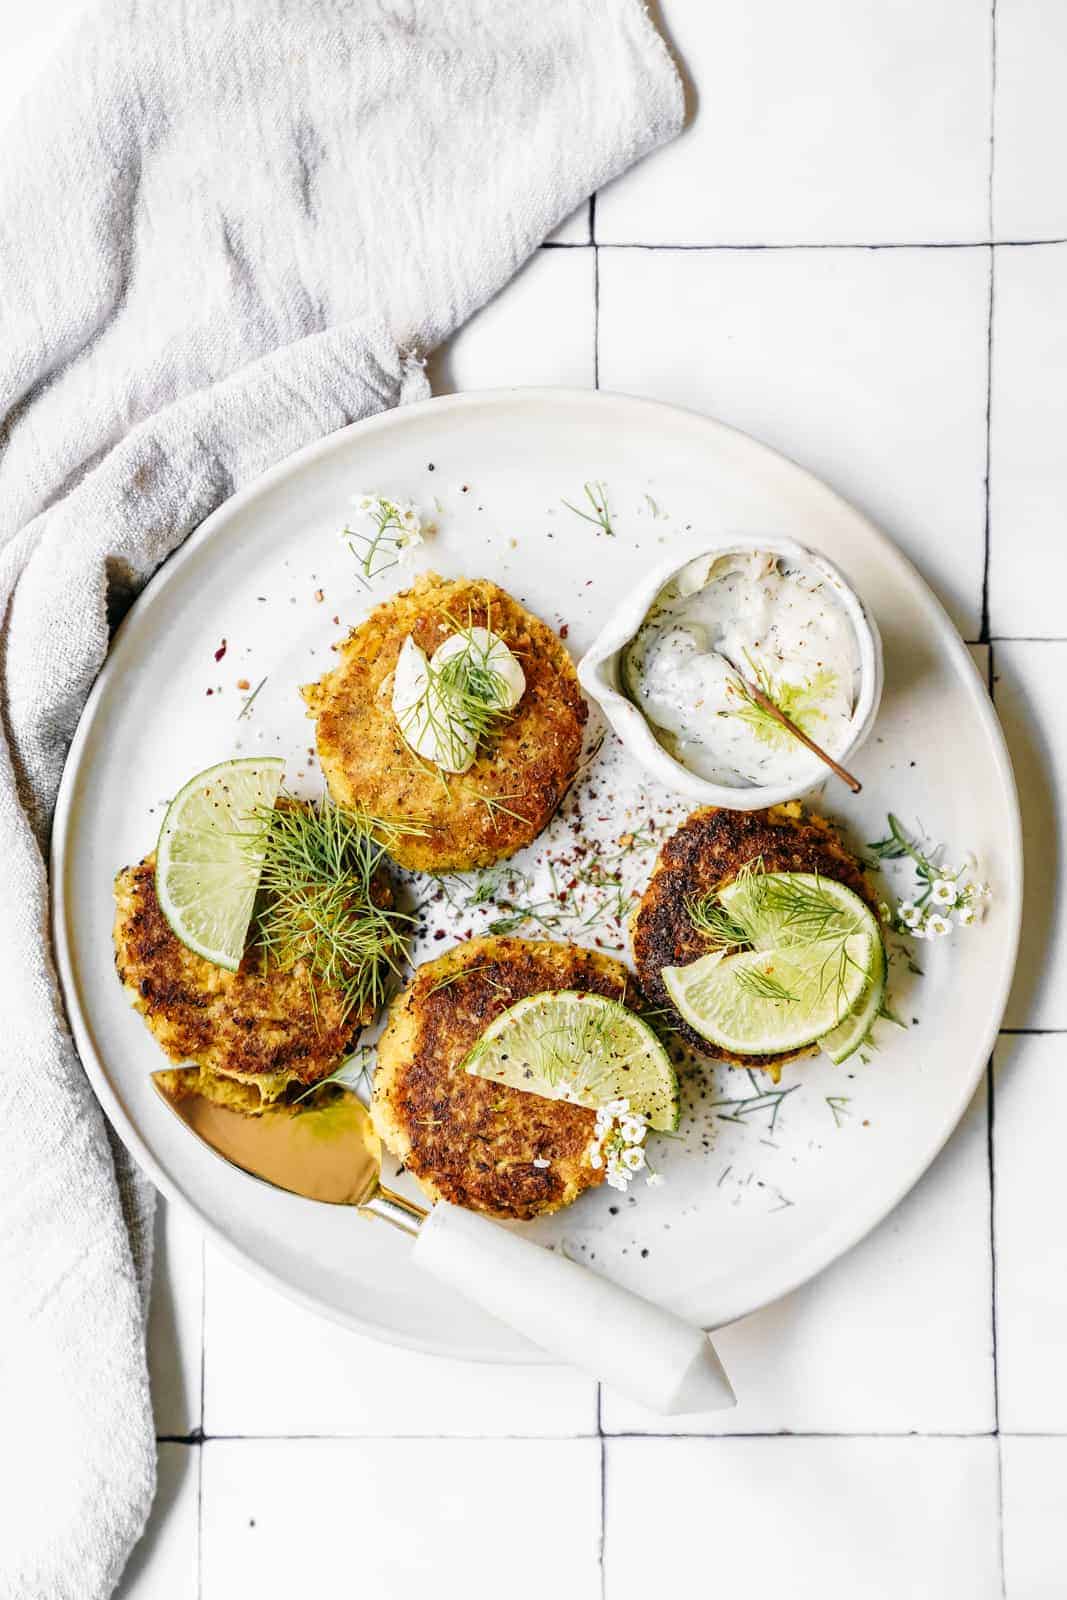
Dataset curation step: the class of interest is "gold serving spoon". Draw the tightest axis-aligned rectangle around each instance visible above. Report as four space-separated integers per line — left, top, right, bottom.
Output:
153 1070 735 1415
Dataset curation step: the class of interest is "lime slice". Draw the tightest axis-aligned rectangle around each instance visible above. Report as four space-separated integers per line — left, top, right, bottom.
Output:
718 871 887 1061
462 990 679 1132
156 757 284 970
663 933 873 1056
720 871 877 952
818 935 887 1063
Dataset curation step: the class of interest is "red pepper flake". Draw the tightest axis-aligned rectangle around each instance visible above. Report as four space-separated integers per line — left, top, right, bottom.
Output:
214 639 227 662
206 688 214 696
559 623 569 640
332 615 340 626
236 678 251 691
433 929 446 941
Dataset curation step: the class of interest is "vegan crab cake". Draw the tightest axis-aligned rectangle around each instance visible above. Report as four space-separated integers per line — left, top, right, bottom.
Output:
373 937 642 1220
302 573 586 874
632 802 878 1075
113 856 362 1112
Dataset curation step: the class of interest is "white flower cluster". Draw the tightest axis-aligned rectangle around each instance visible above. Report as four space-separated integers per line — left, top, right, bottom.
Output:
891 864 992 941
346 493 431 576
586 1098 664 1192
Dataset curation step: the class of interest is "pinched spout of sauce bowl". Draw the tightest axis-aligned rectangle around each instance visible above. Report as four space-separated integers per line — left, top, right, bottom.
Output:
576 533 884 812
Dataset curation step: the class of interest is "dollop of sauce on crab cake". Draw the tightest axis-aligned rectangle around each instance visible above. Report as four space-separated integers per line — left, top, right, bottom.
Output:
302 573 586 874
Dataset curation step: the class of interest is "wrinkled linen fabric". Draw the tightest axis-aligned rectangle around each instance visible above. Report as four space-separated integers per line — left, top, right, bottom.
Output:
0 1 682 1594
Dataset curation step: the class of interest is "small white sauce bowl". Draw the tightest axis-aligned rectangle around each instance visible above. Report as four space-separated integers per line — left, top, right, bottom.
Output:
577 534 884 810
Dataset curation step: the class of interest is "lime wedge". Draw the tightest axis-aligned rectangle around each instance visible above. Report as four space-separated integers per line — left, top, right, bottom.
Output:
663 933 874 1056
818 935 887 1063
156 757 284 970
462 990 679 1131
718 871 886 1061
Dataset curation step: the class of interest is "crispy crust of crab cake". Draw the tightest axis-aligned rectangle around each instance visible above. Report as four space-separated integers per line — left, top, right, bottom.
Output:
373 937 640 1221
632 803 879 1077
302 573 587 874
114 856 366 1112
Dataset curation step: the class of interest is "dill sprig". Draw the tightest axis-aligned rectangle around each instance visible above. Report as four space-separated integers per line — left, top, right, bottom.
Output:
826 1094 851 1128
733 965 798 1005
250 798 422 1021
686 894 752 949
236 676 268 721
342 495 425 587
726 650 838 750
707 1082 801 1134
562 481 614 536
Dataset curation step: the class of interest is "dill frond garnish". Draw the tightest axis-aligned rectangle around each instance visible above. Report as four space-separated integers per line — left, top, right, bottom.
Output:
826 1095 851 1128
236 676 268 721
726 651 838 750
249 797 422 1021
342 494 427 587
686 894 752 949
561 481 614 536
733 965 798 1005
707 1082 801 1133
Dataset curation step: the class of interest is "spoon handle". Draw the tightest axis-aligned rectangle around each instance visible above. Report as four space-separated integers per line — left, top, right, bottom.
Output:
412 1199 735 1416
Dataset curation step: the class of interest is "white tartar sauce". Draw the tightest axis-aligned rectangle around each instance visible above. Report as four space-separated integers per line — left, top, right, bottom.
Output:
622 551 860 788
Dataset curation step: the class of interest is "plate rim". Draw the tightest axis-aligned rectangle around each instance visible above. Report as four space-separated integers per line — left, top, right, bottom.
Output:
50 385 1023 1357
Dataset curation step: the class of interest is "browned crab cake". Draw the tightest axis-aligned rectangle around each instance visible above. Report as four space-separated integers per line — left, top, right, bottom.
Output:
632 803 878 1079
302 573 586 874
113 855 366 1113
372 937 640 1221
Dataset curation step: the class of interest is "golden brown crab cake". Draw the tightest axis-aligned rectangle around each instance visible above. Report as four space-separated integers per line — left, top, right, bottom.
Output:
302 573 586 874
632 803 878 1078
373 937 640 1220
113 855 367 1112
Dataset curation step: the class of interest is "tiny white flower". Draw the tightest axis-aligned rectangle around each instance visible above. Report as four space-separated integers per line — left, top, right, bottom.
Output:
620 1117 647 1145
399 504 421 532
605 1098 630 1118
645 1171 665 1188
556 1080 576 1101
931 879 956 906
927 912 952 937
899 902 921 929
607 1171 629 1191
978 882 992 900
353 493 378 514
588 1149 603 1170
532 1157 550 1169
956 903 977 926
621 1146 646 1172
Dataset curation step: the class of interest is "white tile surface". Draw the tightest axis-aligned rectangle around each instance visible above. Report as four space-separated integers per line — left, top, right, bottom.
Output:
1002 1437 1067 1599
993 2 1067 239
989 245 1067 637
114 1444 199 1600
994 1034 1067 1431
605 1436 1001 1599
598 245 990 637
603 1084 993 1435
201 1437 601 1599
203 1246 597 1437
427 245 595 394
992 643 1066 1030
596 1 991 245
147 1200 204 1438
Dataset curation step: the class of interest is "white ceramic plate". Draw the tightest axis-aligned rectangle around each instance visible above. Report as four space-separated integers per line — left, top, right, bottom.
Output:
52 389 1021 1360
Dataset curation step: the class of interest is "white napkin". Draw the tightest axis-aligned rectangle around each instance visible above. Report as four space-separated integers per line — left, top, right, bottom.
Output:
0 1 681 1594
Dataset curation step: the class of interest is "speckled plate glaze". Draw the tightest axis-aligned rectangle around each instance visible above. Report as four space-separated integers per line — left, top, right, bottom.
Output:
52 389 1022 1359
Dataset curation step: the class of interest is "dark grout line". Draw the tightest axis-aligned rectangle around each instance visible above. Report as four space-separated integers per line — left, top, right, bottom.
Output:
588 239 1067 252
981 246 995 643
195 1438 205 1600
997 1028 1067 1036
988 635 1067 643
177 1428 1010 1443
592 194 600 390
